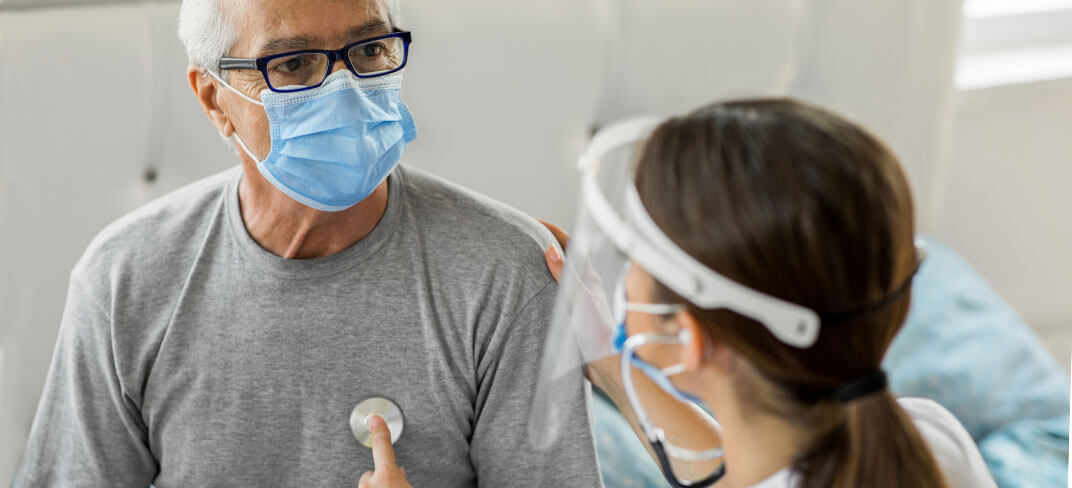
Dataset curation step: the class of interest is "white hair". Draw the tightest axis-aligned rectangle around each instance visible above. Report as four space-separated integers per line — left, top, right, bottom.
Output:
178 0 239 77
386 0 402 26
178 0 403 77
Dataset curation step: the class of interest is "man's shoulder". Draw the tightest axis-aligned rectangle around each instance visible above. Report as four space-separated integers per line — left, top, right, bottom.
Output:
75 167 238 280
398 165 556 265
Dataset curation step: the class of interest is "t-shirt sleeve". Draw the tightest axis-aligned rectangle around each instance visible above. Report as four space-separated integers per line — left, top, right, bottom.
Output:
900 397 997 488
13 268 157 487
469 280 603 488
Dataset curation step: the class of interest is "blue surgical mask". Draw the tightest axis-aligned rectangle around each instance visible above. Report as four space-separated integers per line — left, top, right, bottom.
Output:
610 266 702 404
212 69 417 212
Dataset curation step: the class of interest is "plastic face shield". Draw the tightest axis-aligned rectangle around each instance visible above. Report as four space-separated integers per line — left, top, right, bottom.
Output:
528 118 823 485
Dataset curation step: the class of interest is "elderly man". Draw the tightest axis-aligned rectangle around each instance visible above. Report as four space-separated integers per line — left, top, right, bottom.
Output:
13 0 600 486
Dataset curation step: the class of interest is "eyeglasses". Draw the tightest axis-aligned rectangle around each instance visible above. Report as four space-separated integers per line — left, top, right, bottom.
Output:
219 31 412 93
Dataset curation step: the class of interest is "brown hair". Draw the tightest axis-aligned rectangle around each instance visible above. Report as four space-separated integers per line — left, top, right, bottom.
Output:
634 98 947 488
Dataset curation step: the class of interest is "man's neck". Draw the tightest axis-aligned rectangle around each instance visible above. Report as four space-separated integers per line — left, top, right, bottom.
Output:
238 168 390 259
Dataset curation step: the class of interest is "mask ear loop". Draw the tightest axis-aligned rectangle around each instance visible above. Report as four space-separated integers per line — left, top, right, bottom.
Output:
620 332 726 488
231 133 264 163
202 69 267 162
205 69 265 106
657 330 694 377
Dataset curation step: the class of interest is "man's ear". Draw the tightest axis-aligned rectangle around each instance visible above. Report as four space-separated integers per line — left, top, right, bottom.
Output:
187 65 235 138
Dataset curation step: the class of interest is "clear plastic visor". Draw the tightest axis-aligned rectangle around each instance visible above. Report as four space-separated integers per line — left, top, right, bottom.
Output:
528 121 725 485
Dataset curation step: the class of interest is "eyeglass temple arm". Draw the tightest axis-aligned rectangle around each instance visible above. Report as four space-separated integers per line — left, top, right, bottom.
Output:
219 58 257 71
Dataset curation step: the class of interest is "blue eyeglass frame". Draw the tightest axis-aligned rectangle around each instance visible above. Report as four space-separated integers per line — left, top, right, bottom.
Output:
218 30 412 93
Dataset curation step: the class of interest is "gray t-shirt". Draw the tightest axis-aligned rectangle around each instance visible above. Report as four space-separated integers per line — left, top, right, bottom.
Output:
14 165 601 487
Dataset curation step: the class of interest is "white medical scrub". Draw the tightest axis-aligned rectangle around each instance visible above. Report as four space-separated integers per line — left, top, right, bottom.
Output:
749 398 997 488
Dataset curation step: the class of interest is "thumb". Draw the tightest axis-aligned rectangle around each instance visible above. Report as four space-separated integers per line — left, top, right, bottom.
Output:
545 245 564 281
367 414 398 471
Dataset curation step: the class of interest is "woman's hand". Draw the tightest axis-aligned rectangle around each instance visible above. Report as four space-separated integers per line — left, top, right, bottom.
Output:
357 415 413 488
538 220 621 389
538 220 569 281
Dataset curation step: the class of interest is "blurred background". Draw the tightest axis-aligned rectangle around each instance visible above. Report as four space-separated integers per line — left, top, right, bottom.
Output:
1 0 1069 485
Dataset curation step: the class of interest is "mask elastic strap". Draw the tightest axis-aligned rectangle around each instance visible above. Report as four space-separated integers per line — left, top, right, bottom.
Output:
619 334 725 488
205 70 265 107
231 133 264 164
203 70 267 162
660 363 688 376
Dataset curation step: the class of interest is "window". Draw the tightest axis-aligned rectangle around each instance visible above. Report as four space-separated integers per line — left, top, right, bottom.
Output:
956 0 1072 89
964 0 1072 18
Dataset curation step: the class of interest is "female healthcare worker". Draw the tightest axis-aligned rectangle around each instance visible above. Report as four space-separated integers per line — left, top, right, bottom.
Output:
356 98 997 488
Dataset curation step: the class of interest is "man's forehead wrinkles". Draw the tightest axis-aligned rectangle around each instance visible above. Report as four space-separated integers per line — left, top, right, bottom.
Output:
254 19 390 57
346 20 392 40
257 35 322 56
230 0 390 57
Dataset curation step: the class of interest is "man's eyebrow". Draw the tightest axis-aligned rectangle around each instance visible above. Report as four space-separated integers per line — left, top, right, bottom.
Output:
257 35 321 57
253 20 392 58
346 20 393 42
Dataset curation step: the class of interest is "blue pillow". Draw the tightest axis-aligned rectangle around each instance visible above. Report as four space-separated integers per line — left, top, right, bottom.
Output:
884 240 1069 487
593 240 1070 488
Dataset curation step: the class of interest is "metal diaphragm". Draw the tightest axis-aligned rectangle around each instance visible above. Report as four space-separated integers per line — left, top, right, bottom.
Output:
350 397 404 447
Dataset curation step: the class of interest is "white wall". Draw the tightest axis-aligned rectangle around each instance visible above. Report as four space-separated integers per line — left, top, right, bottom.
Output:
935 78 1072 366
934 3 1072 366
399 0 604 229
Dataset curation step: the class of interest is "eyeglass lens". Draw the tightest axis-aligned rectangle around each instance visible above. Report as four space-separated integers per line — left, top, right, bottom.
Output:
264 37 406 90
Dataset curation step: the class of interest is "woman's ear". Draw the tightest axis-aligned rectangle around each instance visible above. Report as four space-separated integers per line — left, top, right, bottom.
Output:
678 312 708 372
678 312 733 375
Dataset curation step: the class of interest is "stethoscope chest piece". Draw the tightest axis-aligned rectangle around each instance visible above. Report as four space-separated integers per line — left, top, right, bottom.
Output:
350 397 404 448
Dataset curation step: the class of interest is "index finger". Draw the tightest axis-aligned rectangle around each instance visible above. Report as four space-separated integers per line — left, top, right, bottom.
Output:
367 414 397 470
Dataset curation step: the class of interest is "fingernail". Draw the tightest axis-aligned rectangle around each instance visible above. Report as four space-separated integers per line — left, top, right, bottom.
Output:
366 414 385 429
548 246 562 263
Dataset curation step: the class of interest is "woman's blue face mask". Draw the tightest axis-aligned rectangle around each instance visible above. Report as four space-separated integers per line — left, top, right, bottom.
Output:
610 266 701 404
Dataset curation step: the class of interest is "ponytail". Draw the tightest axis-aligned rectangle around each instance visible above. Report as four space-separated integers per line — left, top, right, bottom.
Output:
796 391 949 488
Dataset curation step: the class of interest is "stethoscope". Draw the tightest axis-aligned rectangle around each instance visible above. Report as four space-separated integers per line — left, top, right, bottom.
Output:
350 397 404 448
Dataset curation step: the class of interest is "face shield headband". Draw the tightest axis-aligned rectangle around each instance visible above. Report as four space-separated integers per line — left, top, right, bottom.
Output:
578 118 823 350
529 117 923 487
568 118 822 487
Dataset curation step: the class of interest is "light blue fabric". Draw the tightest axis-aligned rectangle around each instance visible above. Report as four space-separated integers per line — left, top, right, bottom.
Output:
594 240 1070 488
978 416 1069 487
